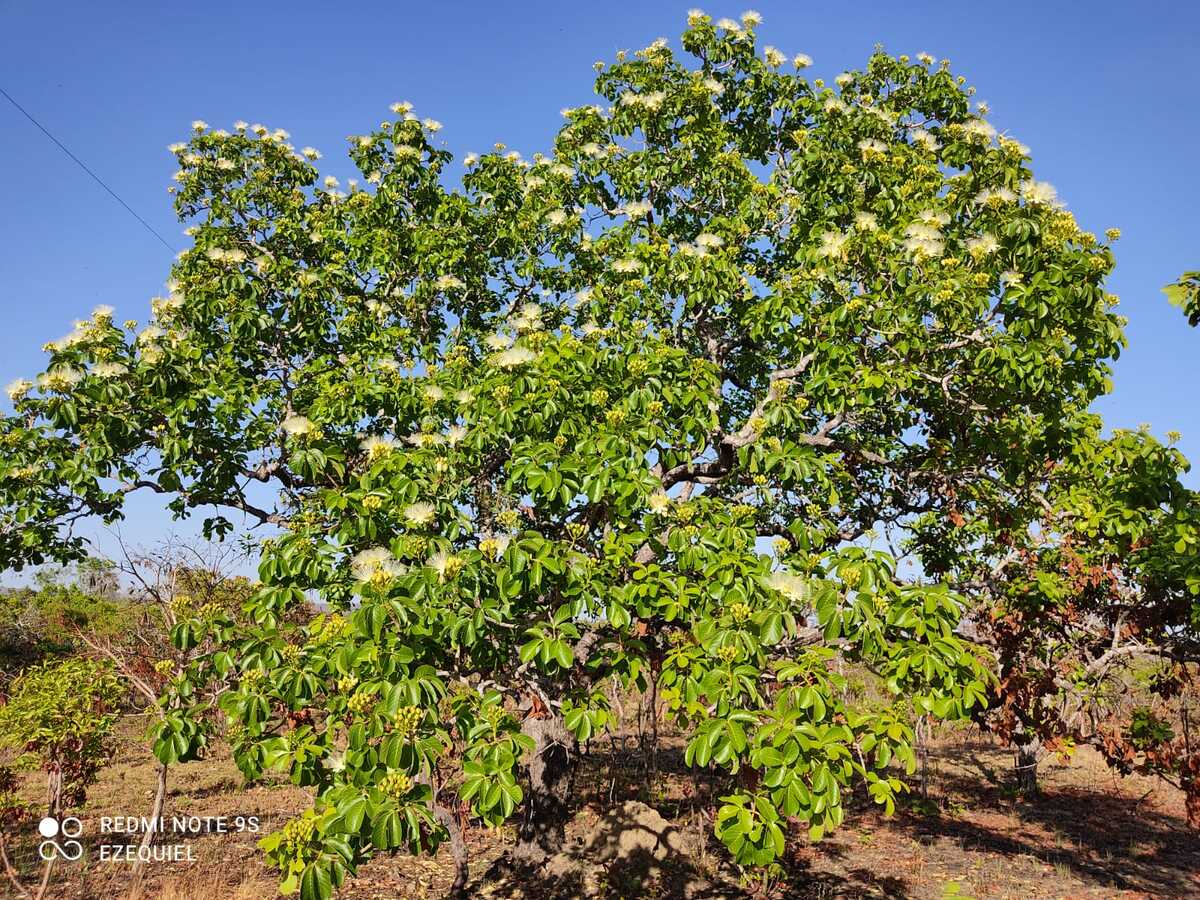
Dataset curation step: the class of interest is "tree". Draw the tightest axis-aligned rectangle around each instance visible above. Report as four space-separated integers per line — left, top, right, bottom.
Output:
0 562 131 687
0 10 1168 897
929 419 1200 797
922 270 1200 799
75 536 264 883
0 657 122 899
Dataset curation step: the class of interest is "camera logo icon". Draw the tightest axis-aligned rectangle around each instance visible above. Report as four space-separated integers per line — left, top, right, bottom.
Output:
37 817 84 861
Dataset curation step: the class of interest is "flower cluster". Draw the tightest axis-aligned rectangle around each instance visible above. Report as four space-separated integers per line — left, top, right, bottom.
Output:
351 547 405 588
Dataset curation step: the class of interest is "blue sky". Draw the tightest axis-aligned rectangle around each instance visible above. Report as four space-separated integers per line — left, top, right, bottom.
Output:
1 0 1197 565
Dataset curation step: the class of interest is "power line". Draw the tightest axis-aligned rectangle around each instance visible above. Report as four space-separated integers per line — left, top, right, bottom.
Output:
0 86 176 253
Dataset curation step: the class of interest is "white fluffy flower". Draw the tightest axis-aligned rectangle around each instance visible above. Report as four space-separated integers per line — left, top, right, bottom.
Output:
975 187 1018 206
92 362 128 379
403 501 436 527
406 431 444 448
446 424 467 445
858 138 888 157
1020 179 1058 206
962 119 996 142
5 378 33 401
764 571 810 604
612 258 643 274
360 434 398 459
494 346 537 368
516 302 543 329
642 91 666 111
835 72 853 88
910 128 940 152
902 235 945 258
37 367 83 391
351 547 405 586
854 211 878 230
816 231 848 258
966 234 1000 256
191 120 208 132
695 232 724 249
622 200 653 218
434 274 464 291
740 9 762 26
422 118 442 132
427 550 464 582
764 46 786 67
793 53 813 69
282 415 317 436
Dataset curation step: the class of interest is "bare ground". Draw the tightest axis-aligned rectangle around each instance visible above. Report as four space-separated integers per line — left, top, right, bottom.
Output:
3 720 1197 899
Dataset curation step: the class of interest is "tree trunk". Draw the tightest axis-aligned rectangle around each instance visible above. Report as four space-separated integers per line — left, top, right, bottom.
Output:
513 715 572 866
131 761 169 886
916 715 931 799
431 805 468 898
1014 737 1041 796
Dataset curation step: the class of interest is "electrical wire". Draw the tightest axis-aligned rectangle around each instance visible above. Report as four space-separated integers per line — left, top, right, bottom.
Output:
0 85 176 253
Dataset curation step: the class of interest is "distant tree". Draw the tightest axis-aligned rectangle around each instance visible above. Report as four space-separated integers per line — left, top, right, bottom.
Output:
0 657 121 899
0 562 129 686
0 10 1192 898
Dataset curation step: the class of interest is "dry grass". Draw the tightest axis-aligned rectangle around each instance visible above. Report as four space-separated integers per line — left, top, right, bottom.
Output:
2 719 1197 899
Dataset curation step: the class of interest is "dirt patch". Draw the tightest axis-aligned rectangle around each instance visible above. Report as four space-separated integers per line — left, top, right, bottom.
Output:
532 800 709 897
3 724 1198 898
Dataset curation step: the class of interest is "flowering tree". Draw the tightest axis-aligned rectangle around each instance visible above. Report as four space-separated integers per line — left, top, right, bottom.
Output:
0 9 1176 897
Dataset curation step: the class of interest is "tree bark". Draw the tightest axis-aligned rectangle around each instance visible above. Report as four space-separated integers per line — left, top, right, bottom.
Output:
513 715 572 866
431 804 468 898
1014 737 1041 796
131 761 169 885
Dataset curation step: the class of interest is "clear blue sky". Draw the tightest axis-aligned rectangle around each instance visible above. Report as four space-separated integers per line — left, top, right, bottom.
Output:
1 0 1197 563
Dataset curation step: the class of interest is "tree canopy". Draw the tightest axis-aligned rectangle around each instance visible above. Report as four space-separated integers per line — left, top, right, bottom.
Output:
1 10 1196 897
